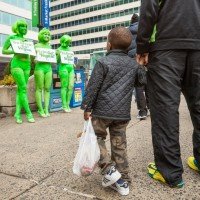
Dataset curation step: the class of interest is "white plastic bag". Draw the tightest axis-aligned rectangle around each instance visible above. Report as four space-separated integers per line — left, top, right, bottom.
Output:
73 118 100 176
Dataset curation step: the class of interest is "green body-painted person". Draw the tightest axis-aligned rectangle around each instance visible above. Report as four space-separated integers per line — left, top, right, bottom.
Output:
56 35 75 112
34 28 53 117
2 19 35 124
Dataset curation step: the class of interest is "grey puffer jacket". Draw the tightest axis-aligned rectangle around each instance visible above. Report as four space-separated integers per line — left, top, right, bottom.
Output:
81 50 138 120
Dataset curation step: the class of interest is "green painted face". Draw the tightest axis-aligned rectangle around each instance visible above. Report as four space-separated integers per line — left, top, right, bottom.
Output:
18 24 27 35
60 35 72 48
41 32 50 43
38 29 51 43
61 39 71 48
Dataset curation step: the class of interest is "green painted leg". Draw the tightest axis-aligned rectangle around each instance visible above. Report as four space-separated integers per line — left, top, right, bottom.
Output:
24 70 35 122
66 71 75 112
14 92 22 124
34 70 46 117
44 71 52 117
59 70 68 111
11 68 34 123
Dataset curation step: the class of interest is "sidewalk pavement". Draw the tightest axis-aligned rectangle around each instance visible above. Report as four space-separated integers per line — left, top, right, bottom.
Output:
0 97 199 200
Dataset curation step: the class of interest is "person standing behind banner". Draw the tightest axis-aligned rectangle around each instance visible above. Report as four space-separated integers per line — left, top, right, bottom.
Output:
56 35 75 113
128 14 149 119
34 28 53 118
2 19 35 124
136 0 200 188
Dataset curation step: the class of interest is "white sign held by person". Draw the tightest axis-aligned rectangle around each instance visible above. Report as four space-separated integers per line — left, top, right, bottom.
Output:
35 48 57 63
60 51 74 64
10 39 36 56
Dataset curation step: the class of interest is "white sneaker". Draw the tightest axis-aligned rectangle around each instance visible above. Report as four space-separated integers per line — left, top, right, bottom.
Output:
109 179 129 196
102 166 121 187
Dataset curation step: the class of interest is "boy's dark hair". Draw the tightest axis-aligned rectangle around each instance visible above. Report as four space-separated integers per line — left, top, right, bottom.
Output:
131 13 139 24
108 27 132 51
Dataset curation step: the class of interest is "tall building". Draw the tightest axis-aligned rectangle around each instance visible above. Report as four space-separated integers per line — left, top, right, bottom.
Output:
0 0 38 64
50 0 141 66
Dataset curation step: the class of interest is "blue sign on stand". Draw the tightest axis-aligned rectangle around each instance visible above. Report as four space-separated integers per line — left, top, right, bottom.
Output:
70 70 85 108
49 69 85 112
41 0 50 28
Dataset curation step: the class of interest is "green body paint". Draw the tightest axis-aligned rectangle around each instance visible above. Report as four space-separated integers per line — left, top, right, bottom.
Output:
34 28 52 117
56 35 74 112
2 19 35 124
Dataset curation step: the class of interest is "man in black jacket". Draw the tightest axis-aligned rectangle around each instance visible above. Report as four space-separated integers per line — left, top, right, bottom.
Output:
81 27 138 196
128 13 149 119
136 0 200 188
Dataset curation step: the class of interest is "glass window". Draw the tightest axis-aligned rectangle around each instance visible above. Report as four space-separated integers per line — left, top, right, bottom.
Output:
2 12 10 25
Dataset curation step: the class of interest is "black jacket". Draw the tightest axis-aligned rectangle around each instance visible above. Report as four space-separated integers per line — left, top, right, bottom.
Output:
81 50 138 120
128 22 138 58
137 0 200 54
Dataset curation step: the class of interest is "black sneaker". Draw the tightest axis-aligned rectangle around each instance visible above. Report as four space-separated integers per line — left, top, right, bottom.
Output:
137 109 147 119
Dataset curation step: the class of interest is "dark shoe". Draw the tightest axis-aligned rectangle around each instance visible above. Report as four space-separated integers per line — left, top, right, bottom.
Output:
137 109 147 119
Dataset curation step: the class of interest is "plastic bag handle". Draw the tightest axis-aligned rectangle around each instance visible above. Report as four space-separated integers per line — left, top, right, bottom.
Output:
83 117 92 134
83 117 90 132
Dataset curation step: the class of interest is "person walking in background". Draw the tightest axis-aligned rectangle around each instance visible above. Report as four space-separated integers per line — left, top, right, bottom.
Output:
128 14 149 119
136 0 200 188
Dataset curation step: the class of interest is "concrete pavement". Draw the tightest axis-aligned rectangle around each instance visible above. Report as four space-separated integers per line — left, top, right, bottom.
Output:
0 97 200 200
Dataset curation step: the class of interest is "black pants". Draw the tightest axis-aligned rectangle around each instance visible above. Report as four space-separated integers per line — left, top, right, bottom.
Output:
148 50 200 186
135 86 149 111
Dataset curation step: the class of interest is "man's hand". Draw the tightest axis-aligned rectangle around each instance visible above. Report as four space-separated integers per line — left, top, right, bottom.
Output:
84 112 91 121
136 53 149 66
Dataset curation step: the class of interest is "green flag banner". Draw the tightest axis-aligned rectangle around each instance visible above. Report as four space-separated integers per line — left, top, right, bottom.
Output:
32 0 39 27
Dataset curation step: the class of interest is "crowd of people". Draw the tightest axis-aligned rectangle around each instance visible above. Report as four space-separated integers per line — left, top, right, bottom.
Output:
82 0 200 196
2 20 75 124
2 0 200 197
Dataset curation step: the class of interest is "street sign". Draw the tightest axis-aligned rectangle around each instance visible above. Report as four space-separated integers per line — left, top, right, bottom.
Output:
32 0 39 27
41 0 50 28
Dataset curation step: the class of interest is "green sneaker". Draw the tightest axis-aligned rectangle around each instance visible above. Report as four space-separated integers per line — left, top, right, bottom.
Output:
148 163 184 188
63 108 72 113
45 111 50 117
26 114 35 123
14 113 22 124
38 110 46 118
63 105 72 113
188 157 200 172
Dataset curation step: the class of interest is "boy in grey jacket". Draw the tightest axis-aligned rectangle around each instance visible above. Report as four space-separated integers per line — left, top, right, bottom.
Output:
81 27 138 196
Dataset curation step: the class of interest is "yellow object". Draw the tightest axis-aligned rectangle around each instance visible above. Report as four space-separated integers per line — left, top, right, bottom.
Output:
187 157 200 172
0 75 15 86
148 162 166 183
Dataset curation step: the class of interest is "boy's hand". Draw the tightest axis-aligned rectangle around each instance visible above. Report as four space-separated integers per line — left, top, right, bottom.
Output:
84 112 91 120
136 53 149 66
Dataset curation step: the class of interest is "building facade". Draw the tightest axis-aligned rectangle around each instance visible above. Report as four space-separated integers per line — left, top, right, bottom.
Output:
0 0 38 64
50 0 141 66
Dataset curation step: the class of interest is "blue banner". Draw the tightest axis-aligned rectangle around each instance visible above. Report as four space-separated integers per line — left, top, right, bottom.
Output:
41 0 50 28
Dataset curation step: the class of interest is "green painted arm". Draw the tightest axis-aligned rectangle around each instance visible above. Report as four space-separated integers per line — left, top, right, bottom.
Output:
2 36 15 55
